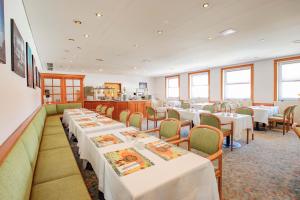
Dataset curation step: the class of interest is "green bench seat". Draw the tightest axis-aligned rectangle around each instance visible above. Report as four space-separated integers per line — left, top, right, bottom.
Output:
0 103 90 200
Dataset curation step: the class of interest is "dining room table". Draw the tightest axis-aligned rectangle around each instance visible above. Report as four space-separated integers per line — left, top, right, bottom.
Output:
190 102 214 110
79 126 220 200
249 105 279 130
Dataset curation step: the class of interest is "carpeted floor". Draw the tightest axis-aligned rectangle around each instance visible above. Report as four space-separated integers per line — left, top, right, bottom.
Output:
67 121 300 200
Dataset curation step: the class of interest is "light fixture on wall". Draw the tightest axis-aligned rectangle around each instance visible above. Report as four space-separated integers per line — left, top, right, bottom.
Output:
73 20 82 25
220 29 236 36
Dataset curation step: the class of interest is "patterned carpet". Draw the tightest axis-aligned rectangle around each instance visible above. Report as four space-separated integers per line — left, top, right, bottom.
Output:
66 122 300 200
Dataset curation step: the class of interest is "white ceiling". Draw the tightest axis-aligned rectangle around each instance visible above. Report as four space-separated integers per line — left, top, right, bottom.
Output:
23 0 300 77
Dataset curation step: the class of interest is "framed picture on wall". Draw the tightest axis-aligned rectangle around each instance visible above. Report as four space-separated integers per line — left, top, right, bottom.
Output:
35 67 40 88
26 43 34 88
139 82 147 89
0 0 5 64
11 19 25 78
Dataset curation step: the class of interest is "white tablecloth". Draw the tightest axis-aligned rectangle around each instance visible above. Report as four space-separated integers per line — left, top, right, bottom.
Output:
62 108 98 126
214 113 253 140
190 102 214 110
82 127 219 200
250 106 279 124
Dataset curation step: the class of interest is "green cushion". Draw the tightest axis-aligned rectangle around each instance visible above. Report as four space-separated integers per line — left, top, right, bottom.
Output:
200 114 220 128
236 108 253 116
20 123 40 169
221 128 231 133
190 127 220 155
167 109 180 120
56 103 82 114
129 113 142 129
43 126 65 136
45 104 58 116
160 120 179 138
119 110 129 124
106 107 114 118
39 134 69 151
45 116 62 127
0 141 33 200
31 175 90 200
146 107 155 116
32 111 46 141
33 147 79 185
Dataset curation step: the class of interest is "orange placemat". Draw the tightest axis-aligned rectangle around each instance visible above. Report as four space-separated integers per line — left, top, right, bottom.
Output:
79 122 100 128
104 148 154 176
120 130 149 139
91 134 123 148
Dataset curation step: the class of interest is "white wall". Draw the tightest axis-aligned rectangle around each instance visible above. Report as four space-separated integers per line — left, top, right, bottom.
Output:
84 73 155 95
0 0 42 144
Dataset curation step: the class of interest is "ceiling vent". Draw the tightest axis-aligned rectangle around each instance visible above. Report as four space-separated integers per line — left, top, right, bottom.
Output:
47 63 54 71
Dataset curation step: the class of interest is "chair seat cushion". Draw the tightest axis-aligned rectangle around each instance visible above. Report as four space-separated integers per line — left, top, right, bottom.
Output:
45 115 62 127
31 175 90 200
43 126 65 136
33 147 79 185
39 134 69 151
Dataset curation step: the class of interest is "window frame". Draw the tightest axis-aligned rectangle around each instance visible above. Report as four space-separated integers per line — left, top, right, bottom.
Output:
274 56 300 101
221 64 254 101
188 70 210 100
165 75 180 99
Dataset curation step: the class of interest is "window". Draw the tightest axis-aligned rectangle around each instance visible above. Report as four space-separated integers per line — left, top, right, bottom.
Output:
278 60 300 100
66 79 82 102
222 65 253 100
189 71 209 99
166 76 179 99
44 78 62 103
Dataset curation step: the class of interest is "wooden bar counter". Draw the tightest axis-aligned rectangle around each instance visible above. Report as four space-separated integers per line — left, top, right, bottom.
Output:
84 100 151 120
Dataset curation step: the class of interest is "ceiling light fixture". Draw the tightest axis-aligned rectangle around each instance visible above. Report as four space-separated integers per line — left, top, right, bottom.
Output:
69 60 73 63
260 39 265 42
220 29 236 36
133 44 139 48
77 46 81 50
203 3 209 8
133 67 137 70
84 34 89 38
293 40 300 43
68 38 75 42
96 58 104 62
98 68 103 72
73 20 82 25
96 12 103 17
157 30 163 35
208 36 213 40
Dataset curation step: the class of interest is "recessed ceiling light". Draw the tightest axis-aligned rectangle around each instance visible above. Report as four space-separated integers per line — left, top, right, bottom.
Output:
133 67 137 70
84 34 89 38
68 38 75 42
208 36 213 40
69 60 73 63
157 30 163 35
293 40 300 43
142 59 151 63
77 46 81 50
260 39 265 42
220 29 236 36
133 44 139 48
73 20 82 25
203 3 209 8
96 58 104 62
98 68 103 72
96 12 103 17
64 50 70 53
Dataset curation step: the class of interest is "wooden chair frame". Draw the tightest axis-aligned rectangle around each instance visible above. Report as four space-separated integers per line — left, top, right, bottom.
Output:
119 109 131 127
128 112 143 130
200 113 234 151
167 108 192 129
268 106 292 135
170 125 224 200
144 118 181 142
146 106 166 129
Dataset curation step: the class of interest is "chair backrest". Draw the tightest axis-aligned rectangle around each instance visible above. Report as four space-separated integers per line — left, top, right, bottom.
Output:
181 101 190 109
100 105 108 114
200 113 221 129
106 107 114 118
128 112 143 130
95 104 102 112
203 104 216 113
146 106 155 117
235 107 254 116
220 102 231 112
283 106 292 120
167 109 180 120
119 110 130 125
159 118 181 139
188 125 224 155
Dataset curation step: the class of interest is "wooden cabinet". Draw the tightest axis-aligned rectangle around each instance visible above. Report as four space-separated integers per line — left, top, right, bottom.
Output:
40 73 85 105
84 100 151 120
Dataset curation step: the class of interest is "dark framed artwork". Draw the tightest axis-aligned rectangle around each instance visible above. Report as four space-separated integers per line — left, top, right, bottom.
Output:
26 43 34 88
11 19 25 78
35 67 40 88
0 0 5 64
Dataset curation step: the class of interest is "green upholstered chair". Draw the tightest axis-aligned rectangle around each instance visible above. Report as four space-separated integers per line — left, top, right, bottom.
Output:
106 107 114 118
146 106 166 129
95 104 102 113
203 104 216 113
220 102 231 113
119 110 130 126
235 107 254 144
145 118 181 142
180 100 190 109
200 113 234 151
100 105 108 115
167 108 192 129
170 125 224 199
128 112 143 130
268 106 292 135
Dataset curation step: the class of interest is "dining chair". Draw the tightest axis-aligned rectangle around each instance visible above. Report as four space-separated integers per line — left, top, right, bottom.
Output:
145 118 181 142
180 100 191 109
95 104 102 113
235 107 254 144
200 113 234 151
146 106 166 129
170 125 224 200
290 105 297 125
167 108 192 129
128 112 143 130
268 106 292 135
203 104 216 113
106 106 114 118
220 102 231 113
100 105 108 115
119 110 130 126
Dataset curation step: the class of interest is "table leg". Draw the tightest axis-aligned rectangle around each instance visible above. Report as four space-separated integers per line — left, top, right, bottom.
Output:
223 136 241 149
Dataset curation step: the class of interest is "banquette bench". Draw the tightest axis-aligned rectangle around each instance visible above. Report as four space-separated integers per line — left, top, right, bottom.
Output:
0 103 91 200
